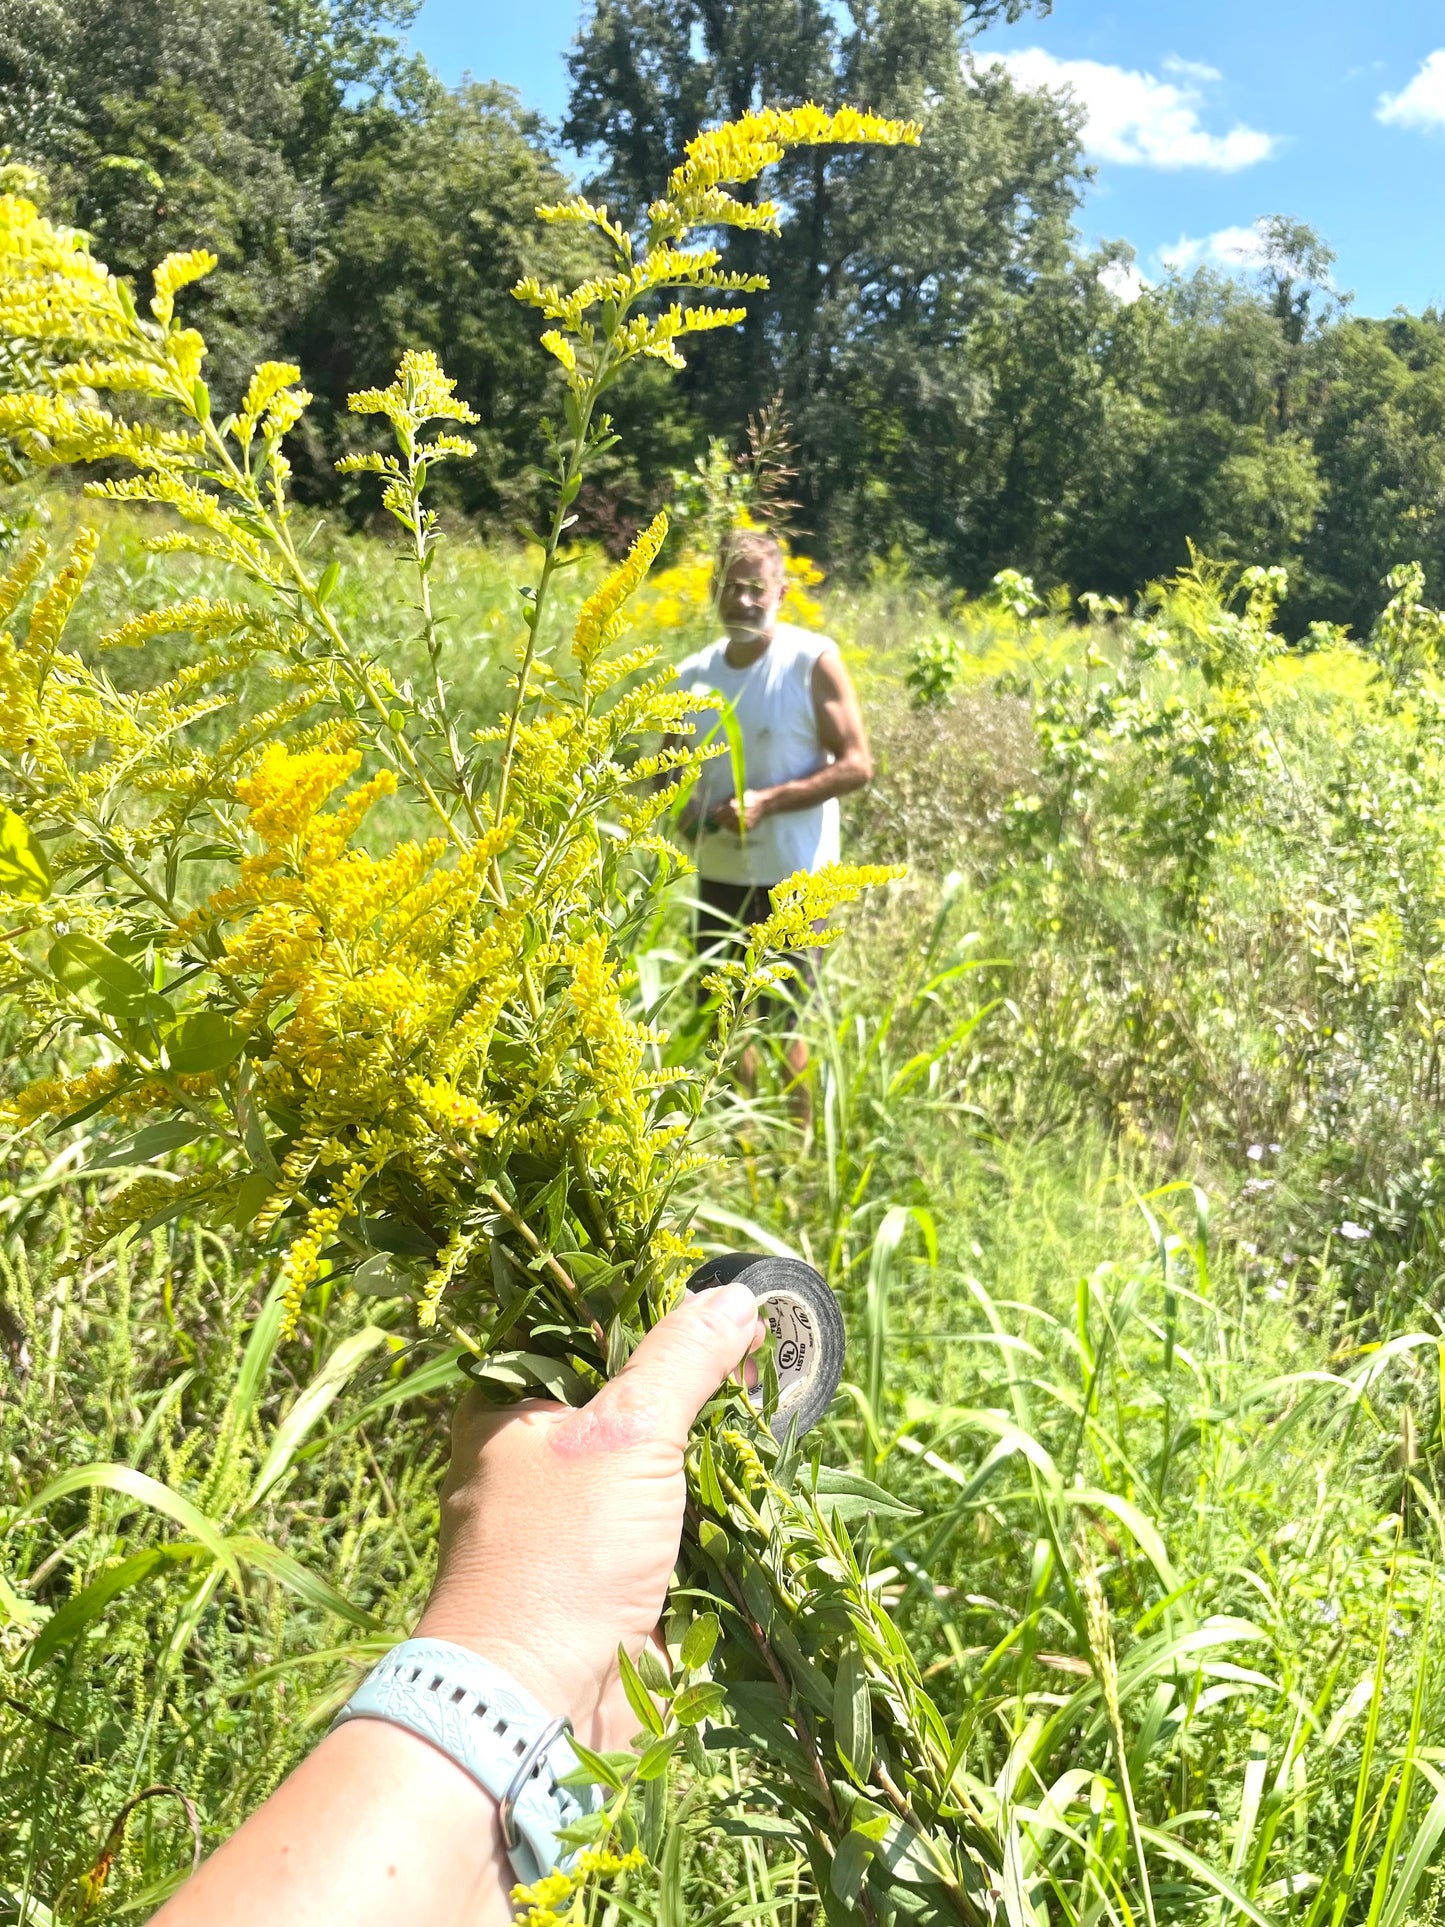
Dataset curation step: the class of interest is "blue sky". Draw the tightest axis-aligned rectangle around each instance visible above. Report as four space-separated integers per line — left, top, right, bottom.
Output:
409 0 1445 316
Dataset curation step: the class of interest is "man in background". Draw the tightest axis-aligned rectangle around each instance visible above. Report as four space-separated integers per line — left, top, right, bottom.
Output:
674 528 873 1107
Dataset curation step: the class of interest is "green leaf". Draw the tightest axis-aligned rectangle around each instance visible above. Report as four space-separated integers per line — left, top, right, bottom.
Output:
634 1732 681 1781
247 1326 390 1508
166 1010 246 1073
1374 1765 1445 1927
1136 1823 1272 1927
461 1350 591 1404
834 1641 874 1782
672 1681 727 1727
811 1465 919 1522
227 1535 376 1630
0 805 51 901
49 933 150 1006
638 1644 674 1696
1065 1487 1181 1595
715 1812 801 1841
697 1519 730 1559
224 1172 276 1231
351 1253 418 1298
617 1644 666 1738
696 1433 726 1512
680 1610 720 1672
831 1830 877 1907
317 559 341 604
16 1463 240 1590
28 1544 204 1667
562 1738 628 1793
77 1120 202 1175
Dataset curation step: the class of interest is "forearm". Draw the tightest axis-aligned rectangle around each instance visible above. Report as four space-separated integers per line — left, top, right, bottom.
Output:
759 755 871 817
151 1717 512 1927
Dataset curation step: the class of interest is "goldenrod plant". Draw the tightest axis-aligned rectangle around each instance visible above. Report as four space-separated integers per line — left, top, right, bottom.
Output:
0 107 1131 1920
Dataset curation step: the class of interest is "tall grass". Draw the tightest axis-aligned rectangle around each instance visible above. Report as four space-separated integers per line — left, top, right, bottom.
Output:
7 512 1445 1922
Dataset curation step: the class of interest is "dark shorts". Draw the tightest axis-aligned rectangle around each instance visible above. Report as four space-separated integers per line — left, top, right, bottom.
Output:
695 877 824 1010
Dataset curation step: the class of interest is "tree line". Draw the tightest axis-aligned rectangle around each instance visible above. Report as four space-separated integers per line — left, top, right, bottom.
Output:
1 0 1442 634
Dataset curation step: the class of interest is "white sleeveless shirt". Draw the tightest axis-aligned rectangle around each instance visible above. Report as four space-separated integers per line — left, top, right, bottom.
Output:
675 622 841 887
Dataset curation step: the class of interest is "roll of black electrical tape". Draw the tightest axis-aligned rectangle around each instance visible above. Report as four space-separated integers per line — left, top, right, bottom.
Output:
685 1253 845 1441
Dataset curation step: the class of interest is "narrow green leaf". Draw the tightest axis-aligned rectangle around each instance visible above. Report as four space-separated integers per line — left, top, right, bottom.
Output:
634 1732 681 1781
350 1253 418 1298
28 1545 202 1667
811 1465 919 1522
1137 1823 1273 1927
1373 1764 1445 1927
562 1737 628 1793
226 1535 376 1630
617 1644 666 1737
317 559 341 604
834 1641 874 1781
830 1830 876 1907
16 1463 240 1589
247 1326 389 1509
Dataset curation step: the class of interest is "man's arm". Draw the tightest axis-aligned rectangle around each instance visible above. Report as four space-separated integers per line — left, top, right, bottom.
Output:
713 650 873 834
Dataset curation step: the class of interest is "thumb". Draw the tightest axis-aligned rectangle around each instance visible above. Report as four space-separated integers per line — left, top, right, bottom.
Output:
609 1283 762 1453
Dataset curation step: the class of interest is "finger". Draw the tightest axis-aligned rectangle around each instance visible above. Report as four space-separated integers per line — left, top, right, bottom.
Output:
552 1283 761 1459
621 1283 763 1447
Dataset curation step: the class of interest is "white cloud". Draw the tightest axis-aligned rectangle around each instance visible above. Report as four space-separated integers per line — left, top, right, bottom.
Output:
1162 55 1222 84
1099 258 1147 303
990 48 1277 171
1378 50 1445 132
1159 221 1271 276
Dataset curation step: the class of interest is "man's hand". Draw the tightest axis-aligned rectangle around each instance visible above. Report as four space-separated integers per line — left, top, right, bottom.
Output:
708 788 770 837
414 1283 764 1751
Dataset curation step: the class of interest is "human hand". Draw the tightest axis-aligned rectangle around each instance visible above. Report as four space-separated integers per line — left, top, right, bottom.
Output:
709 788 770 836
413 1283 763 1751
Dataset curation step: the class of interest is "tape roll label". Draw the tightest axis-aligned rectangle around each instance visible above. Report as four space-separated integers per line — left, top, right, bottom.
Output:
767 1295 815 1409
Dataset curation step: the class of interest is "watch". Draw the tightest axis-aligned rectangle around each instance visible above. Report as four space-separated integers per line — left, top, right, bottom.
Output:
330 1637 602 1884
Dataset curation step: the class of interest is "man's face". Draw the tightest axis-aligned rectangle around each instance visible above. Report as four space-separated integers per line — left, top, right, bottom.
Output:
718 557 785 642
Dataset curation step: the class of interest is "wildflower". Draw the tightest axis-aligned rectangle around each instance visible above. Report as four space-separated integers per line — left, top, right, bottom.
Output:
1339 1221 1371 1241
511 1846 646 1927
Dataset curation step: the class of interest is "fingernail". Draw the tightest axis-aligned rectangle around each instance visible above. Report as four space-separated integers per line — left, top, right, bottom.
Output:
698 1280 759 1333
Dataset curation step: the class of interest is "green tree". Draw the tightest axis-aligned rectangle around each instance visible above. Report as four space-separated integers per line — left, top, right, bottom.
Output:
288 77 598 518
0 0 317 393
1050 270 1324 598
565 0 1078 564
1300 311 1445 634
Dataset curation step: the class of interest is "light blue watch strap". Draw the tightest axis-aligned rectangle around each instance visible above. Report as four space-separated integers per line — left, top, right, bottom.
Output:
330 1638 601 1885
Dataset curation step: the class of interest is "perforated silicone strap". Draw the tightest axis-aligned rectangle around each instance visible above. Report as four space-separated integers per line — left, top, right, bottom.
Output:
330 1638 600 1885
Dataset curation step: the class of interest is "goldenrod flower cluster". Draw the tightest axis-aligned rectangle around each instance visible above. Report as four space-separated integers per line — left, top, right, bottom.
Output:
511 1846 646 1927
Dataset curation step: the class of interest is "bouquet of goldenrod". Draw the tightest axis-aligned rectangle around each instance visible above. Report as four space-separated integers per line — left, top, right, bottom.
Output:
0 108 1031 1922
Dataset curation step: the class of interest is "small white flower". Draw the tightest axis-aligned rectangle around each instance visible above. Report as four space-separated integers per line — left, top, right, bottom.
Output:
1340 1221 1371 1241
1247 1144 1265 1161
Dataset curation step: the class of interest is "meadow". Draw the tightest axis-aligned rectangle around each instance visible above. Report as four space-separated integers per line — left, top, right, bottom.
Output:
5 481 1445 1926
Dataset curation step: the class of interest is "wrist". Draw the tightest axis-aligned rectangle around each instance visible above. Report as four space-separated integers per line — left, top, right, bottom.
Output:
333 1635 604 1887
412 1598 593 1734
